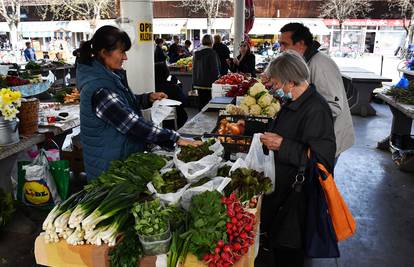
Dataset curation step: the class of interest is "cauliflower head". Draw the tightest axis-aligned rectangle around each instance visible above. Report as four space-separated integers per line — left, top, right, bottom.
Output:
241 95 256 107
258 93 273 108
270 101 281 114
249 104 262 116
239 104 249 114
263 106 277 117
248 82 267 97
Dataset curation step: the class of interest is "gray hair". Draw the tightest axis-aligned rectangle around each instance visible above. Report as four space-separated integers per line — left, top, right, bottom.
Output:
201 34 213 46
265 50 310 85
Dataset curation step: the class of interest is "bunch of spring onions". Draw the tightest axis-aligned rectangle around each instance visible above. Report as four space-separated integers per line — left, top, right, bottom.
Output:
41 184 138 246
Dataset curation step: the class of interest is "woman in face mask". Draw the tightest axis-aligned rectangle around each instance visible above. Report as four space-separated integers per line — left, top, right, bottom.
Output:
259 50 337 267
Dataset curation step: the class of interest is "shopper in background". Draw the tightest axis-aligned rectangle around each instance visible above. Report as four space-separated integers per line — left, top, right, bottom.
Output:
260 50 336 267
279 23 354 162
73 40 85 65
183 40 192 57
24 41 36 62
154 38 167 63
76 26 200 180
213 35 231 76
154 62 188 129
168 35 181 63
228 41 256 77
192 34 220 109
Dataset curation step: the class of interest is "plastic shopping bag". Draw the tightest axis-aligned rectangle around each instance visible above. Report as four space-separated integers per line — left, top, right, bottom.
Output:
173 140 224 182
17 149 62 207
232 133 276 192
181 177 231 210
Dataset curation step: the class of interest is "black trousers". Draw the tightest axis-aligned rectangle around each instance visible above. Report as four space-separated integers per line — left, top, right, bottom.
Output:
197 88 212 110
274 247 305 267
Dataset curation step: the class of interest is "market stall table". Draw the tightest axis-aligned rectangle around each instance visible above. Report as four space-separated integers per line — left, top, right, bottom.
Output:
340 66 374 73
178 104 219 137
376 94 414 167
341 72 392 116
340 67 374 106
0 104 80 193
170 71 192 95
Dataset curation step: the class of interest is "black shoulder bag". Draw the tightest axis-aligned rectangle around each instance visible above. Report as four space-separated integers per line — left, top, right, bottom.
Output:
271 151 307 250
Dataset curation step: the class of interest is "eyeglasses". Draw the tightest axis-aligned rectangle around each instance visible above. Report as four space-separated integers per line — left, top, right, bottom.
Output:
240 45 247 48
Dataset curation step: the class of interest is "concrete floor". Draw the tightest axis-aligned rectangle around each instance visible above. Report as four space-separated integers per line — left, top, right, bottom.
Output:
1 103 413 267
255 102 414 267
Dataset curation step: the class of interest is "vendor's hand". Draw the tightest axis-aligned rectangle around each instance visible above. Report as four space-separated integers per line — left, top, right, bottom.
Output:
177 138 203 147
150 92 168 102
260 132 283 151
233 58 239 65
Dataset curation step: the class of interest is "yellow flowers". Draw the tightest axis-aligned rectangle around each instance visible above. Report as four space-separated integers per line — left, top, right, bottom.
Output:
0 88 21 121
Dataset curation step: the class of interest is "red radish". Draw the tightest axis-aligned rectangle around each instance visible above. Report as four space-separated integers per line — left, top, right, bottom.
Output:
215 247 221 254
217 240 225 248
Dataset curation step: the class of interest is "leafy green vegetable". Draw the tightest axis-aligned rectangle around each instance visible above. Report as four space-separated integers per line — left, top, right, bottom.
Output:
189 177 211 188
85 152 167 191
0 188 15 227
225 168 272 202
109 228 143 267
157 169 187 194
217 165 232 177
132 198 172 237
177 139 215 163
386 83 414 105
181 191 228 259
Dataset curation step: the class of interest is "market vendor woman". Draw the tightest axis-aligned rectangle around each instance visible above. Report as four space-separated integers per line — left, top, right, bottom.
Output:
77 26 198 180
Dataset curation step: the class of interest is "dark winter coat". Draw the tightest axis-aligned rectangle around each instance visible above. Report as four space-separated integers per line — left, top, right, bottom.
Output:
154 45 167 63
192 46 220 88
261 84 336 248
230 53 256 77
213 42 231 76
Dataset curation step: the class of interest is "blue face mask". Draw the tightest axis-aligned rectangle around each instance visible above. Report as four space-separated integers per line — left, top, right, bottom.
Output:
274 83 292 102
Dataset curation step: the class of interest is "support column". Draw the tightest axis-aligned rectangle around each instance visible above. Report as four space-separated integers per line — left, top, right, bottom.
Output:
119 0 154 93
233 0 245 58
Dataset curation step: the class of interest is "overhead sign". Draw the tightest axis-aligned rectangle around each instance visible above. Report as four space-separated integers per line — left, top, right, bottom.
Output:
138 21 153 42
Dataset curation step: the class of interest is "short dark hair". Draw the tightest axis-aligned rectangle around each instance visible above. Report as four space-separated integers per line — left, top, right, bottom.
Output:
184 40 191 46
78 25 131 65
155 38 164 45
280 23 313 47
25 41 31 46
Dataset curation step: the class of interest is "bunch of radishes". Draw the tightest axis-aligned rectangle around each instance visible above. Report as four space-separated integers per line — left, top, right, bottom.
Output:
203 193 256 267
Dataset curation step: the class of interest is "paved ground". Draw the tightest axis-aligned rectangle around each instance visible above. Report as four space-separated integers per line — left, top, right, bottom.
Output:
255 102 414 267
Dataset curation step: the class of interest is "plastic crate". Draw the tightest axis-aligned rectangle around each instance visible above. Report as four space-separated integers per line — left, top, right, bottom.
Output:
204 114 273 158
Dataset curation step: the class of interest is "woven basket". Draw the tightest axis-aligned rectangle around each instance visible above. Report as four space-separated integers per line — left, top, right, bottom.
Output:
18 98 39 136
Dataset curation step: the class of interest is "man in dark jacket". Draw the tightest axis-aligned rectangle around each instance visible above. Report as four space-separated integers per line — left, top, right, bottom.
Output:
213 35 230 75
168 35 181 63
192 34 220 109
154 38 167 63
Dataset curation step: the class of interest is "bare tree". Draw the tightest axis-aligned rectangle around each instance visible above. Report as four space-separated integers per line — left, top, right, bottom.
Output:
39 0 114 33
0 0 23 49
388 0 414 47
319 0 372 51
180 0 231 34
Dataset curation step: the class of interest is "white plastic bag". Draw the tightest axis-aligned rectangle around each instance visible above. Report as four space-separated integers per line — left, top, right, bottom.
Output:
147 181 191 205
233 133 276 192
181 177 231 210
173 141 224 182
21 149 61 206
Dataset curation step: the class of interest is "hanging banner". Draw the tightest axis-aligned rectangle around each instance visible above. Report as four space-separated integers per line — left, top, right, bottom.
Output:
245 0 255 34
137 21 153 42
